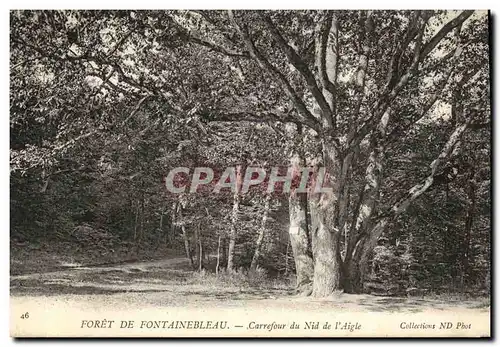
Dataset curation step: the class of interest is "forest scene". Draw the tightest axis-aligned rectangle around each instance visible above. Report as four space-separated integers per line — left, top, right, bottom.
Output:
10 10 491 314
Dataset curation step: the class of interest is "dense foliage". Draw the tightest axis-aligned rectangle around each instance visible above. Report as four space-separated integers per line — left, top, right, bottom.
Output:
10 10 490 296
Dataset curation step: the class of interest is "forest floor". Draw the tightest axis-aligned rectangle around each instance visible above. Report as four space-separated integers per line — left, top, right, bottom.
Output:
10 253 491 314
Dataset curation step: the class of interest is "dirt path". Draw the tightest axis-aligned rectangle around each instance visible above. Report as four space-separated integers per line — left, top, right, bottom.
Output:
10 257 490 337
10 256 491 313
11 256 190 281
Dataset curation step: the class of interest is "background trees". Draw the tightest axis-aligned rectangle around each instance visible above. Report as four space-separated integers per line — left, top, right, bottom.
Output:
10 10 490 297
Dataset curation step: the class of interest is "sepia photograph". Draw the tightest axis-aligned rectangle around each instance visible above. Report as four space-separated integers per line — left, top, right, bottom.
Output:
9 9 491 337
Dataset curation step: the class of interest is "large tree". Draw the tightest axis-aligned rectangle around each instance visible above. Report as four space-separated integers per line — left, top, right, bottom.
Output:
11 10 490 296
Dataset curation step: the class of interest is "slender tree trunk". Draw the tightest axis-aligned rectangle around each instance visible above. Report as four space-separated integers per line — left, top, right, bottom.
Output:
284 239 290 276
194 221 201 269
462 175 476 286
250 194 271 271
181 224 194 269
133 200 140 241
199 238 203 272
159 206 166 245
177 204 194 269
40 175 50 193
227 193 239 272
216 235 221 275
170 202 178 246
205 244 210 263
227 165 242 272
221 237 228 269
139 197 145 241
197 221 204 271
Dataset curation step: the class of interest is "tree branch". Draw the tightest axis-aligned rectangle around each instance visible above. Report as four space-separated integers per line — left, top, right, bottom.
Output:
120 95 152 125
228 10 320 132
314 11 336 96
346 11 374 143
384 11 422 91
392 118 473 216
349 11 468 151
168 15 250 58
352 112 475 263
260 12 334 128
53 95 151 152
419 10 474 61
347 108 391 261
199 109 294 124
387 39 464 142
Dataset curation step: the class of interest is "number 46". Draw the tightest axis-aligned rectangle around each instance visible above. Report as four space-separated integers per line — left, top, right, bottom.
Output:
20 312 29 319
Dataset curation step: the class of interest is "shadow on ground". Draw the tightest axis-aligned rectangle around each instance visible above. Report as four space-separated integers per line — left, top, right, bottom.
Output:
10 260 490 313
10 265 289 300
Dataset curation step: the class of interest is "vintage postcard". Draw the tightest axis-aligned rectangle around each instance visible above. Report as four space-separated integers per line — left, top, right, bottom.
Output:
10 9 491 338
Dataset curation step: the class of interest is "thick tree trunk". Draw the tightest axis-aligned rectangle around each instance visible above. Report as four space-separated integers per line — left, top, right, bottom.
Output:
344 218 388 293
250 194 271 271
343 110 390 293
342 259 364 294
285 125 314 295
306 138 343 297
288 192 314 295
309 198 342 296
342 241 373 294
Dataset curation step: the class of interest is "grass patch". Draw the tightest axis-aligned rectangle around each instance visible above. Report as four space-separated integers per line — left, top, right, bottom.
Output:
189 266 294 292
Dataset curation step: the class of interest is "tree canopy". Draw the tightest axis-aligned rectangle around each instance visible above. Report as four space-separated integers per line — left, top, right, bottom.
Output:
11 10 490 297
